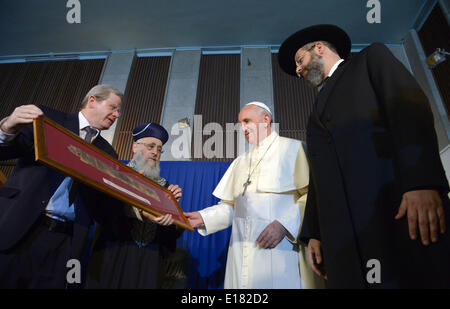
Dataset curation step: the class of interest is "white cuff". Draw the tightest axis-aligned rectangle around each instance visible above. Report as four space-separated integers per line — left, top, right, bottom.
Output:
197 201 234 236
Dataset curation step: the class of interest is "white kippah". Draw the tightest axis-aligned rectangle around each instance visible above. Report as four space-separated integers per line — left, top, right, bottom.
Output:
245 101 272 115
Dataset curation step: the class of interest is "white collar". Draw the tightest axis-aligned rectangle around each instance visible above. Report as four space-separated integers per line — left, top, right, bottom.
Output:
258 130 277 147
250 130 278 152
78 111 99 139
317 59 344 92
328 59 344 78
78 111 90 130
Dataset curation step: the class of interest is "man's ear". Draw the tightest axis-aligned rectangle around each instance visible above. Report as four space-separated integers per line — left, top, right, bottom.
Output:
264 113 271 125
315 41 325 55
132 141 138 154
87 95 96 108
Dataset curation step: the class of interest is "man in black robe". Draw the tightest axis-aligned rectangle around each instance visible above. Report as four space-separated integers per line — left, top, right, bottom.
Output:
278 24 450 288
86 122 185 288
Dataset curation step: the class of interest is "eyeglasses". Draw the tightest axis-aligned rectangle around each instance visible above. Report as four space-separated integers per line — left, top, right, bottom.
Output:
136 142 164 154
295 44 316 70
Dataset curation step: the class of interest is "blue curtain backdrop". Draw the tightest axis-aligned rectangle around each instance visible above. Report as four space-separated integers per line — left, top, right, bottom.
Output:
159 161 232 289
116 161 232 288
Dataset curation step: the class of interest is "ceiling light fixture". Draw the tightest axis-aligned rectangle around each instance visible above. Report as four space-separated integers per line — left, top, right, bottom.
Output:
426 48 450 69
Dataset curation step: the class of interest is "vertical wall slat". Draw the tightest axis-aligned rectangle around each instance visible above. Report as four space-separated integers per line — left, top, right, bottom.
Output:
271 53 316 141
112 56 171 160
193 54 240 161
0 59 105 177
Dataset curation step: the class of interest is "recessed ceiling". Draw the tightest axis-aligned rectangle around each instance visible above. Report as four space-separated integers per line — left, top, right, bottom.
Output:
0 0 433 57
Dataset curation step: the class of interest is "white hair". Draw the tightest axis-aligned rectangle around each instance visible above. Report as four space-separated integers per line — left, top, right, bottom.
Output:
129 149 160 181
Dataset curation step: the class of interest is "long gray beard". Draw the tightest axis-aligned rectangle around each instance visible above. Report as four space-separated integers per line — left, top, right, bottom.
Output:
302 53 326 88
129 150 161 181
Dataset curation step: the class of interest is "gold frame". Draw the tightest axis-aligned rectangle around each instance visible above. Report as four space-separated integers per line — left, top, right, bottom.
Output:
33 116 193 232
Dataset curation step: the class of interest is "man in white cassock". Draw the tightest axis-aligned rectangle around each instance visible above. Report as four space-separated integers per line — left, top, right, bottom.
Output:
185 102 323 289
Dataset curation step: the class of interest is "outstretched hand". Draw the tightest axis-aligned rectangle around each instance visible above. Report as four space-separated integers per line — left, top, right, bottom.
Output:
184 211 204 228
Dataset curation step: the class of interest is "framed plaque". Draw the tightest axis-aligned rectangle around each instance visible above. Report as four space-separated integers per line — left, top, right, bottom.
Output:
33 116 193 232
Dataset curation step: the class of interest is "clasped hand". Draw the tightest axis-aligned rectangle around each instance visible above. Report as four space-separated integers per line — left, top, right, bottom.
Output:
139 184 182 226
256 220 287 249
1 105 43 134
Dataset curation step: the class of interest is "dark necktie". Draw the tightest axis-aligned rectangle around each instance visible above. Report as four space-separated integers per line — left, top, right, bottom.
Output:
83 126 97 143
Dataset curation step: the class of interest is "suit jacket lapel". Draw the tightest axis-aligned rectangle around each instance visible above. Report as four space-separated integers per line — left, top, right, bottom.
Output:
315 61 349 117
92 134 104 150
64 112 106 151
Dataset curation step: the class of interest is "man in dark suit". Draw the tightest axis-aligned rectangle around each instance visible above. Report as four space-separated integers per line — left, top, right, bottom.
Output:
278 24 450 288
0 84 124 288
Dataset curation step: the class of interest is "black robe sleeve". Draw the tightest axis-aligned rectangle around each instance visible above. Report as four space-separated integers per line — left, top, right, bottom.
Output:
366 43 449 196
299 172 321 244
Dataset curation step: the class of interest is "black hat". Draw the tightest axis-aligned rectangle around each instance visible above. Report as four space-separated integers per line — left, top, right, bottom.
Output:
132 122 169 145
278 24 351 76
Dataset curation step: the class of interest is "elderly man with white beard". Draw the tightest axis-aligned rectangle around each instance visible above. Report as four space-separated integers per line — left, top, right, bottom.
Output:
86 122 184 289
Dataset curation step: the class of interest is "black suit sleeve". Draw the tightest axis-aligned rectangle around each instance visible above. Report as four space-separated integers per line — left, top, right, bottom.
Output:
0 106 67 161
366 43 449 196
0 123 35 161
299 172 321 244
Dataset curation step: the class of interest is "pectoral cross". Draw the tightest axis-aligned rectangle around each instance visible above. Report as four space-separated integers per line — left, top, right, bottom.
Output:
242 177 251 196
